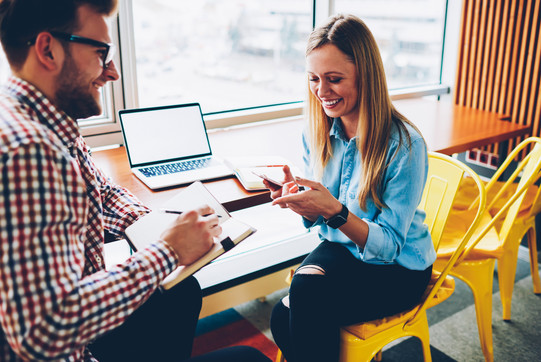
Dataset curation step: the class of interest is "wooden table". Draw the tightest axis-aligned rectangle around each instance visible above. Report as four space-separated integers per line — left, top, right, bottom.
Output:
95 99 531 317
394 99 530 155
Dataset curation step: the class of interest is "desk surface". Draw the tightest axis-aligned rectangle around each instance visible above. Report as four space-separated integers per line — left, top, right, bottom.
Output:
395 99 529 155
96 99 531 315
93 99 530 210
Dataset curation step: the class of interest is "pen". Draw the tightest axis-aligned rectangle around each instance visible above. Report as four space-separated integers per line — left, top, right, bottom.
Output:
160 209 222 217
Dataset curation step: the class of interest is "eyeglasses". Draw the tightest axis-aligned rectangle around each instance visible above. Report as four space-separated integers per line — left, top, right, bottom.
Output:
28 31 116 69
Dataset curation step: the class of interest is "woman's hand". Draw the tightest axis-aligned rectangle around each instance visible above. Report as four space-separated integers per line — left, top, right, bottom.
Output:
263 165 295 200
271 177 342 221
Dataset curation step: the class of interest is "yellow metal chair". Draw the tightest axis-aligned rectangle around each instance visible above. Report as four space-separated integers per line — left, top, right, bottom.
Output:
435 137 541 362
275 152 487 362
450 139 541 305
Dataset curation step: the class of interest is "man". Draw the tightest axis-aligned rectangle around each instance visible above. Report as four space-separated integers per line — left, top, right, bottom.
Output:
0 0 270 361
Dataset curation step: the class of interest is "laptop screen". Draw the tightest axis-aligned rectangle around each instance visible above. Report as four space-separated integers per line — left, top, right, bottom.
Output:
119 103 212 167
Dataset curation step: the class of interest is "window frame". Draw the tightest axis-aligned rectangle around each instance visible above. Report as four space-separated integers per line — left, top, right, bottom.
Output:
84 0 459 148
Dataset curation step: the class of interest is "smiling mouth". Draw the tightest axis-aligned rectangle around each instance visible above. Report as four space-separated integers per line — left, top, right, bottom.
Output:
322 99 341 107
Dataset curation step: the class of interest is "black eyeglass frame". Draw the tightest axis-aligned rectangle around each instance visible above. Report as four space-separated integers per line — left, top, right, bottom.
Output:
27 31 116 69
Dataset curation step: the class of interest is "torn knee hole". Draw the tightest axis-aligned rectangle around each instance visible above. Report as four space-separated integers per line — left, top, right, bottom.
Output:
295 265 326 275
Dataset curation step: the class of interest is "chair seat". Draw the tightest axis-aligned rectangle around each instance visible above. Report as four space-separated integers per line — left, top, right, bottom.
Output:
452 177 537 217
342 272 455 340
439 208 503 259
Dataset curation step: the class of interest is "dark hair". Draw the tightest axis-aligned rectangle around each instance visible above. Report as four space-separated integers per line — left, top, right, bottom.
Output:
0 0 118 69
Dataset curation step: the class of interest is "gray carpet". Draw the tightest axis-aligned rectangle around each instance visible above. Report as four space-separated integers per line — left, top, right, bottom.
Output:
233 245 541 361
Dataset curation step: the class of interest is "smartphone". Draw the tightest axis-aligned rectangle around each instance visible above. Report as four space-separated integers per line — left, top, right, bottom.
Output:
251 170 284 189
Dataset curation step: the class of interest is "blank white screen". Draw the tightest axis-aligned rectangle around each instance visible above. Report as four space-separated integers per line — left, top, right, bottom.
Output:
121 104 211 166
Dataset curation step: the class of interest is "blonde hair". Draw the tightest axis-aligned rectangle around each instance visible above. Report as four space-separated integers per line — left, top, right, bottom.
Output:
306 14 421 210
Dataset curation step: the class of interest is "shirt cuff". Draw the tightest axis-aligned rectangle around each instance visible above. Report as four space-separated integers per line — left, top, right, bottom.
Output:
302 215 323 229
359 218 385 261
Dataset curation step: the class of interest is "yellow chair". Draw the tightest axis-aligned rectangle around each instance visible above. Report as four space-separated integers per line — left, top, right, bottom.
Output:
450 139 541 306
275 152 487 362
435 137 541 362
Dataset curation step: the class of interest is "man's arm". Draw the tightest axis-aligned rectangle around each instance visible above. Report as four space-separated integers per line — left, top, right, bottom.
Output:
0 142 177 360
77 138 151 238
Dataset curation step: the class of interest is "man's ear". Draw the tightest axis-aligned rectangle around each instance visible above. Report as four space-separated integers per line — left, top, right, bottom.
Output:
33 32 63 71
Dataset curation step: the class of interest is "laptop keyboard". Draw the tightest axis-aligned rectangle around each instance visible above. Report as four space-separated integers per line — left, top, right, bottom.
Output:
139 158 212 177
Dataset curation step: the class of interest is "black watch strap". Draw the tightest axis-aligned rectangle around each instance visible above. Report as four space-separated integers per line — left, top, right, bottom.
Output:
324 204 349 229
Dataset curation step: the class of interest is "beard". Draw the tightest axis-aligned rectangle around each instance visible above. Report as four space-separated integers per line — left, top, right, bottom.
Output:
55 54 102 120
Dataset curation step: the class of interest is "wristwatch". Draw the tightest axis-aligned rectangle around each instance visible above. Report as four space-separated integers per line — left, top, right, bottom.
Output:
324 204 349 229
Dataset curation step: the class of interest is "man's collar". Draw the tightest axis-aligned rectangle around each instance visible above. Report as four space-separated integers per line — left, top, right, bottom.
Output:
5 76 81 149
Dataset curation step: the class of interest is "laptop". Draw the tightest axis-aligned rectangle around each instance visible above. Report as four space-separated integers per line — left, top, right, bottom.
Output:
118 103 233 190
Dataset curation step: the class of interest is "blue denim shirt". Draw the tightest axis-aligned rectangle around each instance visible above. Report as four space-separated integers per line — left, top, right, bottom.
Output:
302 119 436 270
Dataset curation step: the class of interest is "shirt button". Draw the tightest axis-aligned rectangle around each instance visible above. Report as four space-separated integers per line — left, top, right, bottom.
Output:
95 256 102 263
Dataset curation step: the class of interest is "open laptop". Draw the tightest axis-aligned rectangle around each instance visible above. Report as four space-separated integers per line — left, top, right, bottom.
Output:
118 103 233 190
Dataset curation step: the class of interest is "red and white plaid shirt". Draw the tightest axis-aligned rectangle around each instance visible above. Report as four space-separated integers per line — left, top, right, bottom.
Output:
0 77 179 361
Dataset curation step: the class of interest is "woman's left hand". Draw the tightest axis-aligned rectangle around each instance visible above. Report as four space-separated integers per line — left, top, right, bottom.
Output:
271 177 342 220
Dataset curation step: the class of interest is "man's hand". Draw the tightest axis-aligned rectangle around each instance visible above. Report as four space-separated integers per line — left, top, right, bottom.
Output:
159 205 222 266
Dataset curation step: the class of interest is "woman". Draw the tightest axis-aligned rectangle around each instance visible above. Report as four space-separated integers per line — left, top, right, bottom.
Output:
267 14 436 362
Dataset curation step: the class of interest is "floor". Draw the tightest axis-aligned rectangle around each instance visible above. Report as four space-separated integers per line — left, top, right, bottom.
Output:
200 244 541 361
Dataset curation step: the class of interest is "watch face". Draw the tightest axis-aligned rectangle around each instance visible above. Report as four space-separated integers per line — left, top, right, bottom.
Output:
327 214 347 228
326 205 349 228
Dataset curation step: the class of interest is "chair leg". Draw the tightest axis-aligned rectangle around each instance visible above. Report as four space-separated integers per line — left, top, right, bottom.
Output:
498 244 520 321
527 226 541 294
451 260 496 362
410 313 433 362
275 349 285 362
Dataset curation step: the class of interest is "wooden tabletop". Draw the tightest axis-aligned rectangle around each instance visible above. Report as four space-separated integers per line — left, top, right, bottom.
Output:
394 99 530 155
92 99 531 211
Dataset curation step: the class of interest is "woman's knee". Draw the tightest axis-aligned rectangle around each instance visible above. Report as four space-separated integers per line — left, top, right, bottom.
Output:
289 269 331 305
296 264 326 275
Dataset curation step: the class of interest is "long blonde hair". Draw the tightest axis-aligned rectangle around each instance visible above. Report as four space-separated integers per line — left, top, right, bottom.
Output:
306 14 421 210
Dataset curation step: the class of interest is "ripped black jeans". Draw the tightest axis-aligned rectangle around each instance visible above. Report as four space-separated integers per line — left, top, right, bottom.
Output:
270 240 432 362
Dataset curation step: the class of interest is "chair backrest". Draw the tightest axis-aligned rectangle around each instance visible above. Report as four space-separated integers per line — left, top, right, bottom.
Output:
462 137 541 257
410 152 487 323
419 152 485 251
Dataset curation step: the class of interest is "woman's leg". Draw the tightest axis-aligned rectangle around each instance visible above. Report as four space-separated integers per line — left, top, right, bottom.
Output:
270 241 432 362
270 298 293 359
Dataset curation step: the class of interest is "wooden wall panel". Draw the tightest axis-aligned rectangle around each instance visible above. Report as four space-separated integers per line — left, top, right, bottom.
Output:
454 0 541 157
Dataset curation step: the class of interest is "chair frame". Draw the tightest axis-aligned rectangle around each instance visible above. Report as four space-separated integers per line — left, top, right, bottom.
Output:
434 137 541 362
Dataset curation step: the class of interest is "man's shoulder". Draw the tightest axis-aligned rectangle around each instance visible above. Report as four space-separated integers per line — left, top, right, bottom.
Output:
0 95 59 155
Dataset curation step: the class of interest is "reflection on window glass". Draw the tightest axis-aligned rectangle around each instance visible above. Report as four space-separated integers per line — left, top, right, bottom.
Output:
132 0 312 112
334 0 446 88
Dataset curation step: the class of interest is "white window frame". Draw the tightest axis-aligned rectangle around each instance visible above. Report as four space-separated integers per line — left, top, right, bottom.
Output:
81 16 126 148
84 0 460 148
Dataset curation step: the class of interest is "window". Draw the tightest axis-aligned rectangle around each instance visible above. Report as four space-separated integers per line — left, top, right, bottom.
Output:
127 0 312 113
333 0 447 89
0 0 457 147
121 0 450 119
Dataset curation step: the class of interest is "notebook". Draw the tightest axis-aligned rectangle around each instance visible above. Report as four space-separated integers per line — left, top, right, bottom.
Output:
118 103 233 190
124 181 256 289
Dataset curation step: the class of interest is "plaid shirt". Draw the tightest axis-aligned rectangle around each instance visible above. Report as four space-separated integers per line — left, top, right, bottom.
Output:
0 77 179 361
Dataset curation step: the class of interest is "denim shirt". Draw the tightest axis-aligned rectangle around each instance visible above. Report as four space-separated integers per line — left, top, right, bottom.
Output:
302 118 436 270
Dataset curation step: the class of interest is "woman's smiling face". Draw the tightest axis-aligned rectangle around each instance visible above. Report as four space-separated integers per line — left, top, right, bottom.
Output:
306 44 360 125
